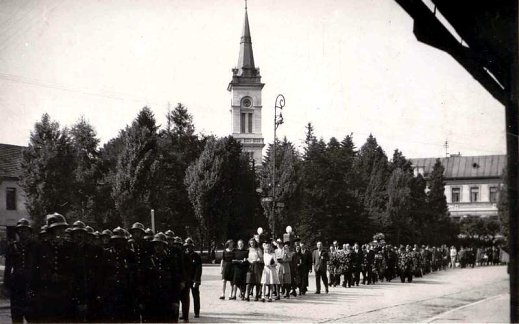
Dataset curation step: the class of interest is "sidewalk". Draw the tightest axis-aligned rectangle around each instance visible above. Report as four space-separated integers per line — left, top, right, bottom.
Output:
428 293 509 323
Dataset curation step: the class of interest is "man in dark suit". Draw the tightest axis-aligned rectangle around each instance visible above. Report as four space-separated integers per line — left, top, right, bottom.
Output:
352 243 362 286
299 243 312 295
312 241 329 294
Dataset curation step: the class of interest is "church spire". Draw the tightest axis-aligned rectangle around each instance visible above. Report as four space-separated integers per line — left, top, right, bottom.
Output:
237 1 256 74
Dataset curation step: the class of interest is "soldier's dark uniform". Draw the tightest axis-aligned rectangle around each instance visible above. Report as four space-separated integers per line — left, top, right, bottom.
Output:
181 238 202 321
129 222 151 322
169 236 187 323
101 227 135 322
4 219 37 323
146 233 179 323
70 221 104 322
32 213 75 322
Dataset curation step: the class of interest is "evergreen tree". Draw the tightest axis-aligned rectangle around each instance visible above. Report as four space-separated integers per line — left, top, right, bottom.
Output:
69 117 101 223
261 138 301 237
20 113 75 227
156 103 204 236
112 107 159 228
427 159 456 245
297 123 327 245
408 173 429 243
355 135 389 235
185 137 256 247
386 168 413 244
390 149 413 174
95 130 127 228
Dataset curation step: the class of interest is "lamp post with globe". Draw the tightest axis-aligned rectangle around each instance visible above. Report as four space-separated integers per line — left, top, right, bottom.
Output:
272 94 285 238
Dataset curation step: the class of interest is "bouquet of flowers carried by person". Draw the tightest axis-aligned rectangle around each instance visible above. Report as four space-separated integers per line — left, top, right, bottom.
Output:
329 251 341 275
336 250 351 273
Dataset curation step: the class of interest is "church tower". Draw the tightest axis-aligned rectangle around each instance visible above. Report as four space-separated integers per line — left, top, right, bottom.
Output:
228 3 265 166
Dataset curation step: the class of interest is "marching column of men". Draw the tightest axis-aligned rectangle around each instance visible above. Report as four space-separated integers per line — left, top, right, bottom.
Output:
327 242 453 287
3 213 202 323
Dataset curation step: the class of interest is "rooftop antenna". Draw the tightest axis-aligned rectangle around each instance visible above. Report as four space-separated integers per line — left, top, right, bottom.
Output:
245 0 247 10
444 140 449 157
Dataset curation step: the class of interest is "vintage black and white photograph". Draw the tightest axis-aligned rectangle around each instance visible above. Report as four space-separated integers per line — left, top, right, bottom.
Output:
0 0 517 323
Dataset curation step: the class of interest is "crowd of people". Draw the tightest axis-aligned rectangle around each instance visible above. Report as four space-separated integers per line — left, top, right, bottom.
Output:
217 228 503 303
4 215 503 323
3 213 202 323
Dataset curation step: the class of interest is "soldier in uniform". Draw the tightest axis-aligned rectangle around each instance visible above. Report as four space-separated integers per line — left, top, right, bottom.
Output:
4 218 37 323
101 227 135 322
144 228 154 242
100 229 112 249
181 238 202 321
144 233 178 323
32 213 75 322
129 222 151 322
70 220 103 322
170 236 186 322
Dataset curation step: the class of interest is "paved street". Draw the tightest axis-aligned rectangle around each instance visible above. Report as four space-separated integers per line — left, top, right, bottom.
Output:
193 264 509 323
0 265 509 323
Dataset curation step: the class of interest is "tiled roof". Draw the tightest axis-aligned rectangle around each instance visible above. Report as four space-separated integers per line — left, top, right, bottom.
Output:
0 143 25 179
410 155 506 179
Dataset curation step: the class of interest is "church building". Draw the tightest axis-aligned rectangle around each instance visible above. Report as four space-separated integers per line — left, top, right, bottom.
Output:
228 5 265 166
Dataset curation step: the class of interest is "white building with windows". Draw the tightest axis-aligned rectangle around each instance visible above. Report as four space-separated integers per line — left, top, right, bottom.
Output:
410 155 506 221
228 6 265 166
0 144 28 229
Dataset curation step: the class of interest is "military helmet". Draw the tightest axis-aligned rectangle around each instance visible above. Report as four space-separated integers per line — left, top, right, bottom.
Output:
173 236 183 245
184 237 194 247
101 229 113 237
130 222 145 233
144 228 154 240
65 227 73 234
16 218 32 231
40 224 48 234
93 231 101 238
152 232 168 246
85 226 94 235
111 227 127 241
165 230 175 238
46 213 69 229
71 220 87 232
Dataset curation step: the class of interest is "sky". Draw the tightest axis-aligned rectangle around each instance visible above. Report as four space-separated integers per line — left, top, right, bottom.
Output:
0 0 506 158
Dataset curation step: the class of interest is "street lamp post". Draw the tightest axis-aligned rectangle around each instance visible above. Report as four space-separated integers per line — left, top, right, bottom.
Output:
272 94 285 239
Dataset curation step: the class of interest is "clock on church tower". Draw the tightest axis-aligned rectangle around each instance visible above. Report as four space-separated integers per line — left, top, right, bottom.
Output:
228 4 265 167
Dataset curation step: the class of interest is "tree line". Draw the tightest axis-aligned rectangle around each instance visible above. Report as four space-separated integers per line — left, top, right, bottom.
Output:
20 105 503 250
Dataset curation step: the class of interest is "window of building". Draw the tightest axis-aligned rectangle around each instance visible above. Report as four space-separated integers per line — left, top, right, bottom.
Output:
451 187 461 203
6 187 16 210
489 186 498 203
248 113 253 133
240 113 246 133
470 186 479 202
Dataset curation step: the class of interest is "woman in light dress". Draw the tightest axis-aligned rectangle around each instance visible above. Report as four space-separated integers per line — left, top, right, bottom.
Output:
245 238 263 301
261 241 280 302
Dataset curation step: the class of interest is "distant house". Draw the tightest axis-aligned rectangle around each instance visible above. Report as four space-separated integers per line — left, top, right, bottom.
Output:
0 144 28 231
410 155 506 222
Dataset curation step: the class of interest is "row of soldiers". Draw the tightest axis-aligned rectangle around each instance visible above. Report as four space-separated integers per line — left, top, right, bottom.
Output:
4 213 202 323
327 242 452 286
